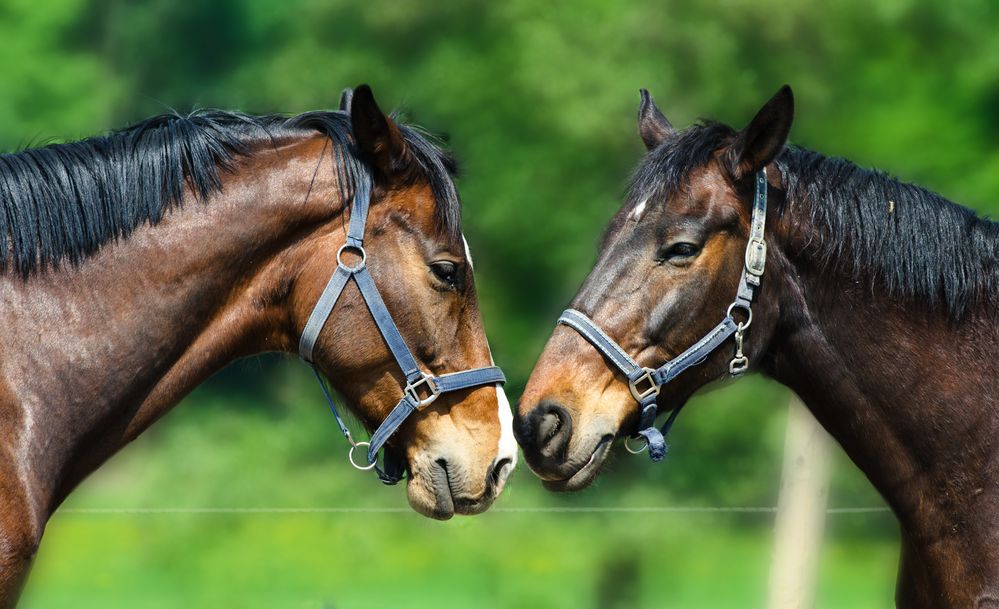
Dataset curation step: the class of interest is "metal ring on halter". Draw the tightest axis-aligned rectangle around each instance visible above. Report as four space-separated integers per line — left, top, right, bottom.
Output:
336 244 367 272
726 302 753 329
348 441 377 470
624 435 649 454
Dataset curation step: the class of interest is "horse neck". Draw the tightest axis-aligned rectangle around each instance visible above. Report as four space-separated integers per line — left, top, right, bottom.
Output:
764 202 999 602
0 136 339 514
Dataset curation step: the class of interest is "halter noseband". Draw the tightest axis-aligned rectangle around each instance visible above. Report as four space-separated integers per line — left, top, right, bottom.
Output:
299 164 505 485
557 168 768 462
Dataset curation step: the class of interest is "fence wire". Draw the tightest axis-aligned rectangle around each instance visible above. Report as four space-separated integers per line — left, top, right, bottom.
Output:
57 506 890 515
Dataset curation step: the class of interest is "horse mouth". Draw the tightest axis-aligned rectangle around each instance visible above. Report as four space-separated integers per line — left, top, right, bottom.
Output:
542 435 613 492
414 458 504 520
450 482 501 517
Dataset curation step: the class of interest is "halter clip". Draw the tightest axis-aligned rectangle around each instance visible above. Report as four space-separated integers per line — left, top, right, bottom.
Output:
729 324 749 376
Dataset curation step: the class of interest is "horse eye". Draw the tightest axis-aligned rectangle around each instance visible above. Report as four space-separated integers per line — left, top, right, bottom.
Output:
670 242 700 257
656 242 701 263
430 261 460 286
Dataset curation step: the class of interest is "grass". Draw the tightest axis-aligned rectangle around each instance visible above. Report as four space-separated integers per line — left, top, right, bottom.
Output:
17 366 900 608
23 507 899 609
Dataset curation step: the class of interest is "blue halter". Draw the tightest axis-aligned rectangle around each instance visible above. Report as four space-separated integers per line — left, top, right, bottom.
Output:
299 163 505 485
556 169 769 462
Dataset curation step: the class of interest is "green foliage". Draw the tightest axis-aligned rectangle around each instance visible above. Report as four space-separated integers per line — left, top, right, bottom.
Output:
4 0 996 604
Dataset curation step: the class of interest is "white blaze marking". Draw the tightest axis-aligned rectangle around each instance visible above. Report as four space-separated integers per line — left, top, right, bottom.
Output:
495 385 518 466
628 198 648 222
462 234 474 270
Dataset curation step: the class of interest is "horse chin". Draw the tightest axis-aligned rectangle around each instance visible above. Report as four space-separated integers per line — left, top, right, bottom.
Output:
407 471 456 520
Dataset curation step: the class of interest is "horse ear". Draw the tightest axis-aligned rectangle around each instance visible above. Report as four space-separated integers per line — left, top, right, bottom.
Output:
338 88 353 112
726 85 794 180
350 84 408 178
638 89 675 150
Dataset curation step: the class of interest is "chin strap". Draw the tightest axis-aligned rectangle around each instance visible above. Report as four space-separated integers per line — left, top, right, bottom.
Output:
556 168 768 462
299 163 505 485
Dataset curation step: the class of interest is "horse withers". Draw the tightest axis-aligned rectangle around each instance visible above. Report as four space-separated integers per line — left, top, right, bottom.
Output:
516 85 999 607
0 85 516 605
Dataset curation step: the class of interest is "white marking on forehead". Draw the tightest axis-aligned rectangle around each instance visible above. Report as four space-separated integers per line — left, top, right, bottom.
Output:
628 198 648 222
462 234 474 270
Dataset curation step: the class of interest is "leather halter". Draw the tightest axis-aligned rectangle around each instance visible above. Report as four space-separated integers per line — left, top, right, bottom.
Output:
299 162 505 485
556 168 768 462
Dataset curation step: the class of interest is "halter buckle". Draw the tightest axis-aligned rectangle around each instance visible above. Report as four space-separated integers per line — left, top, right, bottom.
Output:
629 368 660 402
745 238 766 277
336 244 367 272
405 373 441 409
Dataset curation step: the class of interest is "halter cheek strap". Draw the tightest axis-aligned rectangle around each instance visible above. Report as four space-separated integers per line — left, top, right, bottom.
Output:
299 166 505 485
557 168 768 462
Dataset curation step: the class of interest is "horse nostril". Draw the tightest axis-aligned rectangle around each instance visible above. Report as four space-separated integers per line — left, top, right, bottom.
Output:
535 402 572 459
538 412 560 442
490 457 513 485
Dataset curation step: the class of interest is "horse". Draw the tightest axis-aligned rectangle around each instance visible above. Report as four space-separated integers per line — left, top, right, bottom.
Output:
0 85 517 606
515 85 999 608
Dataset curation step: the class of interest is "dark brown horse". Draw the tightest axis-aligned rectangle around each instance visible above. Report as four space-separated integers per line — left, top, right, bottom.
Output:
0 85 516 605
516 86 999 607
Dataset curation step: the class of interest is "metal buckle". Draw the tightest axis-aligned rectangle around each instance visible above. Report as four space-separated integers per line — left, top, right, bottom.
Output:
336 244 367 272
628 368 660 402
405 373 441 408
745 238 766 277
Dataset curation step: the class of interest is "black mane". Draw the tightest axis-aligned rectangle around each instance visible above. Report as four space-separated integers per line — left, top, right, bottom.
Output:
628 122 999 319
0 108 460 276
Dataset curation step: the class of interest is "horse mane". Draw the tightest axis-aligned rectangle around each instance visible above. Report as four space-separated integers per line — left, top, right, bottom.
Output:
628 122 999 319
0 108 460 277
776 148 999 319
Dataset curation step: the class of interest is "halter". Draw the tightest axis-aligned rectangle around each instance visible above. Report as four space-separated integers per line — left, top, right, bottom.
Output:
299 164 506 485
557 168 768 462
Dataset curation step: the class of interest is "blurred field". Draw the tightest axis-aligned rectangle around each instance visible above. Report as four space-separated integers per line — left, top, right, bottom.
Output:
20 361 898 608
23 512 897 609
4 0 998 605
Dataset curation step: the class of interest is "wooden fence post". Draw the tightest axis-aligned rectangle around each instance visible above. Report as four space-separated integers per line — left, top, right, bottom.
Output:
767 394 833 609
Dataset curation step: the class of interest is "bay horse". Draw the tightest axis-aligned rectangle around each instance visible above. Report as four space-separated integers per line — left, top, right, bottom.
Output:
0 85 516 606
516 85 999 607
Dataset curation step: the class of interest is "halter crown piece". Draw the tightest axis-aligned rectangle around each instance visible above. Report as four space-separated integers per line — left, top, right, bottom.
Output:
298 160 505 485
557 168 769 462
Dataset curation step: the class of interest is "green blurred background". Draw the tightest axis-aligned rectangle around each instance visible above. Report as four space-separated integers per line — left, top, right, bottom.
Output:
4 0 999 606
